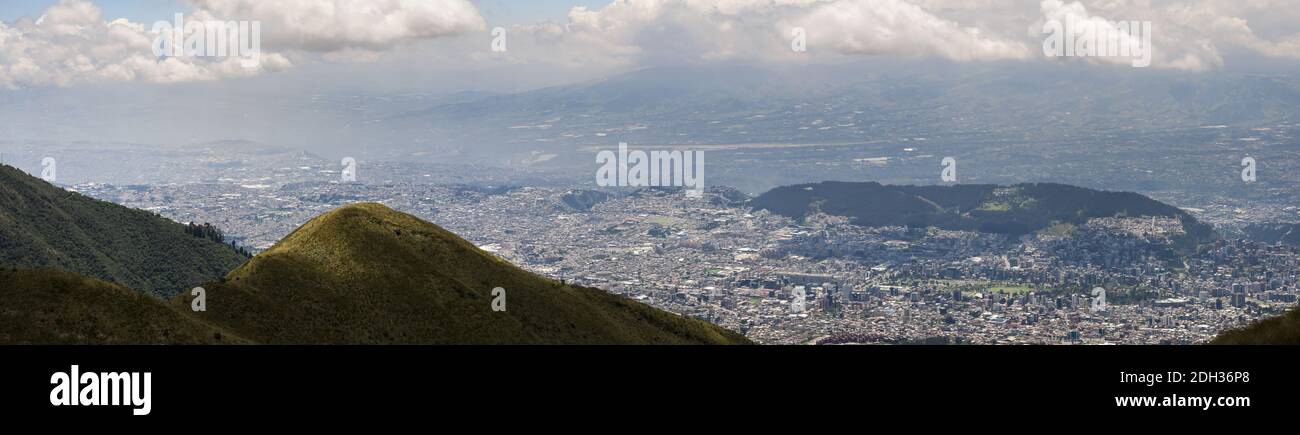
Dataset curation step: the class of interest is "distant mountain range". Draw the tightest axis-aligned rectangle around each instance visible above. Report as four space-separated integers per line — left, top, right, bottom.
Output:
749 181 1218 251
378 62 1300 162
0 164 248 297
7 62 1300 166
0 167 748 344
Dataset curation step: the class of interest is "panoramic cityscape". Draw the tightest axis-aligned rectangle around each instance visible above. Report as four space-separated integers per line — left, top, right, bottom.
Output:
9 0 1300 420
0 135 1289 345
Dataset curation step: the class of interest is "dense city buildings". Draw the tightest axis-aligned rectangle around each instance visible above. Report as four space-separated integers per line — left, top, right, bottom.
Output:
67 154 1299 345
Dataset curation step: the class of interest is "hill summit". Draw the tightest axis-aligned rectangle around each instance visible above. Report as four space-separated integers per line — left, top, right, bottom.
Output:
178 203 751 344
2 202 749 344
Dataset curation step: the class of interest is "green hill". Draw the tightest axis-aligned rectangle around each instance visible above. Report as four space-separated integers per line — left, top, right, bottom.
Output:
1242 223 1300 246
1211 308 1300 345
174 203 750 344
0 164 248 298
0 201 750 345
749 182 1217 251
0 268 241 344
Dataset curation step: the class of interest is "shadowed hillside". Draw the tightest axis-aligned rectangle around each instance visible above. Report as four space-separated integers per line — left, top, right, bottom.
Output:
0 268 241 344
1212 308 1300 345
0 164 248 298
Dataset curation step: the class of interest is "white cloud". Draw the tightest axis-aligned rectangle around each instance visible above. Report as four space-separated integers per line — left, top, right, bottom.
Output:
796 0 1031 61
490 0 1029 69
1164 0 1300 61
0 0 292 88
1036 0 1187 69
531 0 1300 71
1033 0 1300 71
0 0 487 88
186 0 487 52
5 0 1300 88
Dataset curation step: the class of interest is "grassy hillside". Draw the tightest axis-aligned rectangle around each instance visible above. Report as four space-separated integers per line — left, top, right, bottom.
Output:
171 203 750 344
1242 223 1300 246
0 164 248 298
0 194 749 345
0 268 241 344
1211 308 1300 345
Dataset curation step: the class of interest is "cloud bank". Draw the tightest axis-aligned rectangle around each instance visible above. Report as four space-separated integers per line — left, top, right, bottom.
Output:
0 0 285 87
187 0 486 52
497 0 1300 71
4 0 1300 88
0 0 485 87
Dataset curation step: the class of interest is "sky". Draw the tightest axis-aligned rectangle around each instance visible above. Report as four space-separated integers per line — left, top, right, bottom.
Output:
0 0 610 26
0 0 189 23
2 0 1299 161
2 0 1300 90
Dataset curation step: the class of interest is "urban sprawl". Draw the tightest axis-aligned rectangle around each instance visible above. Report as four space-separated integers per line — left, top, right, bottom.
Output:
64 153 1300 345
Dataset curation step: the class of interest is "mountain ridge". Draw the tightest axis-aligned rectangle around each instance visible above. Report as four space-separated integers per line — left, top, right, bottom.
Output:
0 164 249 298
